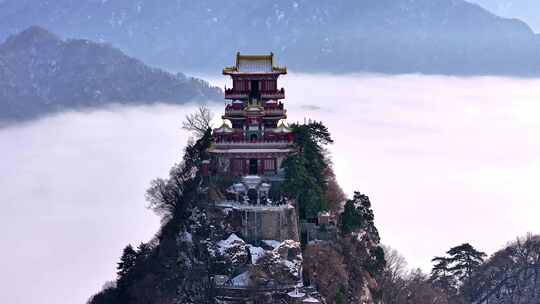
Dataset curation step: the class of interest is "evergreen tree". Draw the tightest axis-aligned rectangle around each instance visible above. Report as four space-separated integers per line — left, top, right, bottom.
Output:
282 122 333 220
340 199 361 234
446 243 486 283
430 256 457 295
430 243 486 302
335 288 345 304
340 192 378 241
117 245 137 282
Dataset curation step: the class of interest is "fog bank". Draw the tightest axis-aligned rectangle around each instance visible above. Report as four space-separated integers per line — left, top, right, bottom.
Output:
2 74 540 303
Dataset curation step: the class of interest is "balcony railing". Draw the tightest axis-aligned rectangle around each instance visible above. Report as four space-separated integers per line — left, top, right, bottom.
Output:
212 140 293 150
264 108 287 116
223 109 244 116
261 88 285 99
224 88 285 99
223 109 286 117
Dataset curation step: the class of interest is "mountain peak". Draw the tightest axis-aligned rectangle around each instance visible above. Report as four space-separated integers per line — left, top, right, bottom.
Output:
1 26 62 50
0 27 221 123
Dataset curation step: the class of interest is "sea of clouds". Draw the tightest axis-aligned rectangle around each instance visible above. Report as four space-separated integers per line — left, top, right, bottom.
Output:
2 74 540 303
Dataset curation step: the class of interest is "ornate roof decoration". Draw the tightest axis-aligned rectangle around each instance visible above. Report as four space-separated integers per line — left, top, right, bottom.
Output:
223 52 287 75
214 121 234 134
273 121 292 133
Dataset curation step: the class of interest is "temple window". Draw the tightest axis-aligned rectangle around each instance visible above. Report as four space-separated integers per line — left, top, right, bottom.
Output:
264 159 276 171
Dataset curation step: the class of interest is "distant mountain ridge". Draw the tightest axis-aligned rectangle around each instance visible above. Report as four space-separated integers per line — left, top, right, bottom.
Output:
0 26 221 123
469 0 540 33
0 0 539 75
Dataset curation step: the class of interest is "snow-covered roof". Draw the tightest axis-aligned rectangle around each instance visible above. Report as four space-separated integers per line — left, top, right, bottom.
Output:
243 175 261 189
245 104 264 112
214 122 234 134
223 52 287 75
239 58 272 73
215 201 294 211
303 296 321 303
271 121 292 134
287 289 306 298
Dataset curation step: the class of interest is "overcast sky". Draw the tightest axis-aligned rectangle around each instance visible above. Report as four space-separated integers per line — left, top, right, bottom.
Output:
2 73 540 303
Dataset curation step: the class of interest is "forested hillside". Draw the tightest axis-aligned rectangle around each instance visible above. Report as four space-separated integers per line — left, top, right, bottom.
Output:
0 27 221 123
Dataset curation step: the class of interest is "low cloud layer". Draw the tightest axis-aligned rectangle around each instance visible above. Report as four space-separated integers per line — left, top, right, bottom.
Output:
2 74 540 303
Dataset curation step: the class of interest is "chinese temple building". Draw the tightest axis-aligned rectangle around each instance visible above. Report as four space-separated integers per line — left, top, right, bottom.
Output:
208 52 295 180
207 54 325 304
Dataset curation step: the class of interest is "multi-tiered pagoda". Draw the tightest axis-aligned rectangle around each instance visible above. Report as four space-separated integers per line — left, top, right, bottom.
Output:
208 53 295 180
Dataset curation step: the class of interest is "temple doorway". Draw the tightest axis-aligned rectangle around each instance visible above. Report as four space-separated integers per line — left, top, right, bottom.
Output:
250 80 260 98
249 159 258 175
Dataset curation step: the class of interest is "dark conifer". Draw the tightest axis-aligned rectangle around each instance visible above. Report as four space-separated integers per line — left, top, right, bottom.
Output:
282 122 333 220
446 243 487 282
117 245 137 282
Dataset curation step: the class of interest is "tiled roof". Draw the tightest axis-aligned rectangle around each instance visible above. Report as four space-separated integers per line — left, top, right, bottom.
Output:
223 52 287 75
238 58 272 73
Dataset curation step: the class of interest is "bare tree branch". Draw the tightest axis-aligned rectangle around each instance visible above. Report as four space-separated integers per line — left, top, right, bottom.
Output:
182 106 213 138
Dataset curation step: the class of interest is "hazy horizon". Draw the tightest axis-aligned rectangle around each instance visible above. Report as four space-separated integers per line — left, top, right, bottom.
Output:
2 73 540 303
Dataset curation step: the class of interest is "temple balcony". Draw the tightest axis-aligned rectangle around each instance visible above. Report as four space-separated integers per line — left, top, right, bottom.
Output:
224 88 285 100
223 107 286 118
261 88 285 99
263 108 287 116
212 140 293 150
224 89 248 99
224 108 245 116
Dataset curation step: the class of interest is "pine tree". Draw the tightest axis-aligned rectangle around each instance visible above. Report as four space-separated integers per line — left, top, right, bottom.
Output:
430 243 486 301
117 245 137 280
430 256 457 295
282 122 333 220
339 192 379 242
340 199 361 234
446 243 486 282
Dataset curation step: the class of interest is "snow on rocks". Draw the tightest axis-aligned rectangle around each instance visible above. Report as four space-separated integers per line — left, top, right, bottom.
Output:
215 233 250 266
250 240 303 287
231 270 251 287
262 240 281 249
247 245 266 264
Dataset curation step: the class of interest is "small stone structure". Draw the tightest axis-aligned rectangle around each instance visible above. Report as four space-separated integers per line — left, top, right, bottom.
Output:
216 175 299 243
232 204 299 243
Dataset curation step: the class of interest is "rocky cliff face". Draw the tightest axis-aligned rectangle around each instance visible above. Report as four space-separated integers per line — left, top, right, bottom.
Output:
88 127 385 304
0 26 221 123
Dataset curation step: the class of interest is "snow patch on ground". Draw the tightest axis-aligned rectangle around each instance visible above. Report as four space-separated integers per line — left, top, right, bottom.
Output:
248 245 265 264
217 233 244 254
262 240 281 249
231 271 251 287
